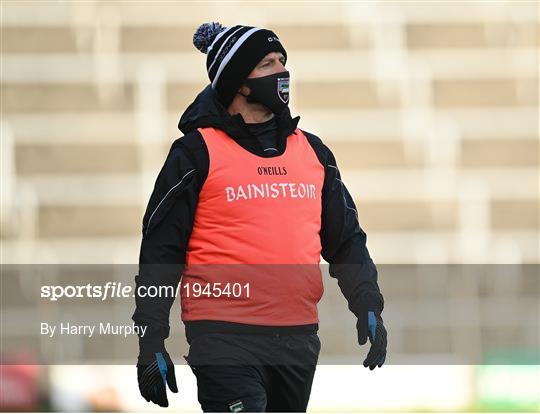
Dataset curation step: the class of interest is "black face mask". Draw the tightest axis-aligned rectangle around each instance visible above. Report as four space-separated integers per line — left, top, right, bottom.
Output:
242 70 290 115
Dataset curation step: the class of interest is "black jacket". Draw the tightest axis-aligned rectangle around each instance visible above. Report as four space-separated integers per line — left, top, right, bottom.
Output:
132 84 384 344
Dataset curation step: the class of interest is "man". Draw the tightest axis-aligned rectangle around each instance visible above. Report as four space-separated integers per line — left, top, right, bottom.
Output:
133 22 387 412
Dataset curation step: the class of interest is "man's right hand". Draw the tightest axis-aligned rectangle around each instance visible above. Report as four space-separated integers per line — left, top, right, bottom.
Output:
137 340 178 407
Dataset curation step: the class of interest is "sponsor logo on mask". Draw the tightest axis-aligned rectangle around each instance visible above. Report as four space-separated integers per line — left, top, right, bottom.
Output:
277 77 289 103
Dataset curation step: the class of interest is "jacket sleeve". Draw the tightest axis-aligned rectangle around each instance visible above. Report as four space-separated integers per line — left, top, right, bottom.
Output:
131 138 202 343
317 140 384 318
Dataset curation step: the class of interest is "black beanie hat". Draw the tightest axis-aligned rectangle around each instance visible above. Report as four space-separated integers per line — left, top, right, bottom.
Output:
193 22 288 108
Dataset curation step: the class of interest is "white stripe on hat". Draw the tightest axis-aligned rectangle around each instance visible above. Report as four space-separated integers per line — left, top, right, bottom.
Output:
211 27 261 90
208 26 245 74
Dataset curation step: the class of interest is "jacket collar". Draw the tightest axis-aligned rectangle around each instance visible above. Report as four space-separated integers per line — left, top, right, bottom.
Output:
178 84 300 155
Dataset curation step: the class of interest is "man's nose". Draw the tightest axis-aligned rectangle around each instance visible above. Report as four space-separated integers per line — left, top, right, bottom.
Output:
274 61 286 73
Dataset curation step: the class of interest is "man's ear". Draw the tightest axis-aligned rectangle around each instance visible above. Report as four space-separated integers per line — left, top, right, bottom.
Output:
238 83 250 98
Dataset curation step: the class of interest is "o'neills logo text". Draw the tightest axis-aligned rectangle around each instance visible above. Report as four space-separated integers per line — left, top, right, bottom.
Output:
257 166 287 175
225 183 317 202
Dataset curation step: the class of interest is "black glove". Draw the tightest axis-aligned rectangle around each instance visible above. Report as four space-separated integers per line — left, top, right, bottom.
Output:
357 311 387 370
137 339 178 407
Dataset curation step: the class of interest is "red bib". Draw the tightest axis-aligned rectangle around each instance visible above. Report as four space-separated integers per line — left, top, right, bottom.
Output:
181 126 325 325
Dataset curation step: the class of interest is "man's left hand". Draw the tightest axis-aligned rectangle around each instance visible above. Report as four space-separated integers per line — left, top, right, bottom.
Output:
357 311 387 370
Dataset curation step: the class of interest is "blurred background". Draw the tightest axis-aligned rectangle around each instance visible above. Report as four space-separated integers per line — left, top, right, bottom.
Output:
1 0 538 412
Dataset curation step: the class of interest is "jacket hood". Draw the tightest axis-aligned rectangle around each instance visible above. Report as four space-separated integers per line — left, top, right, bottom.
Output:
178 84 225 135
178 84 300 143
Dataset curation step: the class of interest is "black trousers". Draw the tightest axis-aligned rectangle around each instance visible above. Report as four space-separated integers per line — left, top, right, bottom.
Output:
184 332 321 412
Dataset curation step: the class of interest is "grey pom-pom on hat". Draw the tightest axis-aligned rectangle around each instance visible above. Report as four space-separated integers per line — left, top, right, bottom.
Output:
192 22 227 54
192 22 287 108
